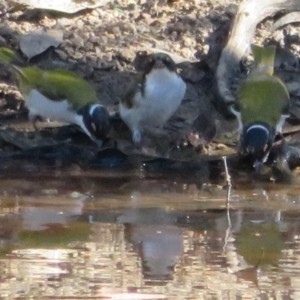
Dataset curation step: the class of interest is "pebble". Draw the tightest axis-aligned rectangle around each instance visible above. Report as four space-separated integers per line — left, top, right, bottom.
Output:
54 49 68 60
225 3 238 16
56 18 74 27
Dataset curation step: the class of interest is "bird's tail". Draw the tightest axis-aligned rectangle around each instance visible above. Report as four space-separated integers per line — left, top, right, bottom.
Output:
251 44 275 76
0 47 25 66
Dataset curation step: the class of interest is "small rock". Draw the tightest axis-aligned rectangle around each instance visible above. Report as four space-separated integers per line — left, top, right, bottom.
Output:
54 49 68 60
111 26 121 35
56 18 74 28
120 48 136 61
225 4 238 17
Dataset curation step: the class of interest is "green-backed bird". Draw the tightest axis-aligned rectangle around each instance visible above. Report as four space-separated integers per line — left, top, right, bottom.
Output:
119 52 186 144
230 45 290 172
0 47 110 145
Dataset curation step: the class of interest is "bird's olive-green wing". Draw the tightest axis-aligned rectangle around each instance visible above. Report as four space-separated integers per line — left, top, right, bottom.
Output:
0 48 33 94
18 67 98 110
14 66 41 96
240 73 290 126
0 47 25 66
0 47 99 110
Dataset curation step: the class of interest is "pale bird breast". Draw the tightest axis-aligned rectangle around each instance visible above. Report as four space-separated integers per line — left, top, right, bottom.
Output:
144 68 186 102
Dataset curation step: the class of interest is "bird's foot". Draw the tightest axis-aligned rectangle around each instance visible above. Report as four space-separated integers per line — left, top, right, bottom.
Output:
30 115 43 131
132 129 142 144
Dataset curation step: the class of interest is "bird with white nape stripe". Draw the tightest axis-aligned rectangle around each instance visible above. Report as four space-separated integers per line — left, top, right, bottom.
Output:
230 45 290 172
0 47 110 146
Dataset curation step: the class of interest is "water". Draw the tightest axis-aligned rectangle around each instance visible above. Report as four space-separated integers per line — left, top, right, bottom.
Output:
1 169 300 299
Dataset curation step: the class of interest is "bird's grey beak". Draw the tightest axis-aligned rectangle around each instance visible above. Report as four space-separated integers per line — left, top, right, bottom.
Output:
254 160 263 173
88 133 103 148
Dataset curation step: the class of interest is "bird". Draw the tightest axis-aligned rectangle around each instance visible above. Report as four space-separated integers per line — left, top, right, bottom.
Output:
0 47 110 146
230 45 290 172
119 52 186 144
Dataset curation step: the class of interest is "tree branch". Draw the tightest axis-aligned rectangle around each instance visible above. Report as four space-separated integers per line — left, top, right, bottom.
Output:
216 0 300 104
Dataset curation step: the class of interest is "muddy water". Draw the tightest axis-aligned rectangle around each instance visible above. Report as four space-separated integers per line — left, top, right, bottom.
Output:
1 169 300 299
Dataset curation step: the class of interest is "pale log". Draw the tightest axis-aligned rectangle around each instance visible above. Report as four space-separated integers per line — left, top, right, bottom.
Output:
216 0 300 104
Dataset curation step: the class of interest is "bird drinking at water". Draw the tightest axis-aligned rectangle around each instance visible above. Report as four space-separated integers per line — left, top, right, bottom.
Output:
230 45 290 172
0 47 110 145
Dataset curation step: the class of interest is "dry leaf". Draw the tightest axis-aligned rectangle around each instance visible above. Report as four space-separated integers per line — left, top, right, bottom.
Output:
13 0 111 14
20 29 63 59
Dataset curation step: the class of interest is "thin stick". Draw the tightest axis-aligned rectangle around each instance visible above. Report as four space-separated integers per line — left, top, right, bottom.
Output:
222 156 232 251
222 156 232 187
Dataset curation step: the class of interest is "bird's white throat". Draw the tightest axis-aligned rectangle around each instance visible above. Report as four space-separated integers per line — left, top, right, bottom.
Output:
144 68 185 100
139 68 186 124
25 88 92 139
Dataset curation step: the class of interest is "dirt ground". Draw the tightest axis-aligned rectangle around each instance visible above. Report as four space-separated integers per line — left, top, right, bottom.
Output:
0 0 300 169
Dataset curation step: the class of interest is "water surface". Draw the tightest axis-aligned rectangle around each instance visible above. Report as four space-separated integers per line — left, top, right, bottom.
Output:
1 169 300 299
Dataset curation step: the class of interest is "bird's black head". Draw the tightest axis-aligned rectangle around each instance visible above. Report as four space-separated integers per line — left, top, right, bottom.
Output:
144 53 177 74
240 123 276 172
81 104 110 143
